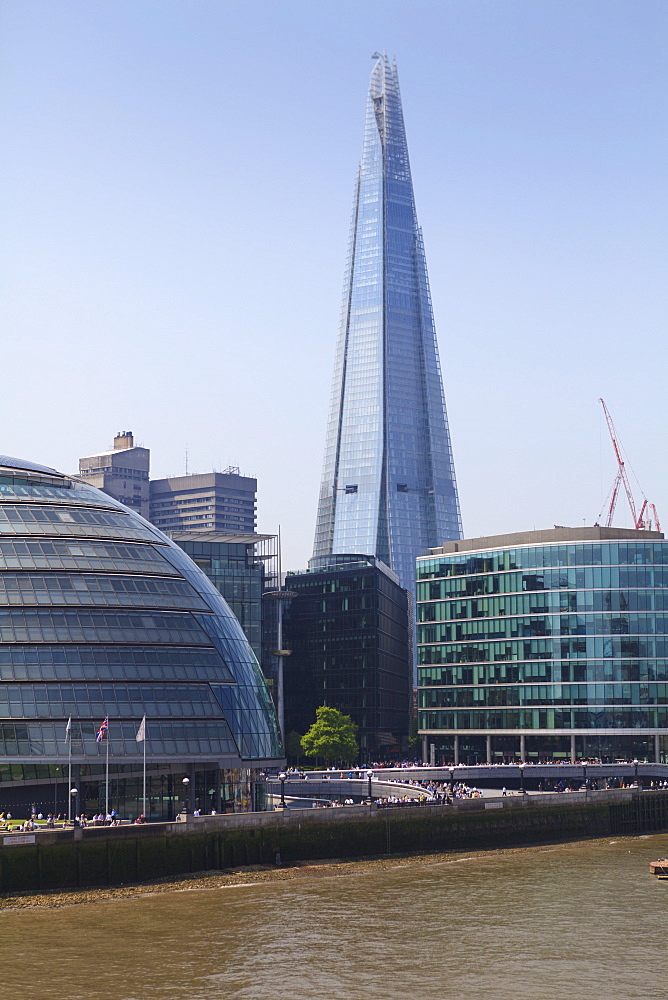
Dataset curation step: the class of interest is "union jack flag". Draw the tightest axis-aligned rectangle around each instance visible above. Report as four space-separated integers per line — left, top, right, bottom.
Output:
96 716 109 743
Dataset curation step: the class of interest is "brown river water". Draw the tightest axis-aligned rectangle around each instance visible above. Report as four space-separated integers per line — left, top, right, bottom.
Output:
1 834 667 1000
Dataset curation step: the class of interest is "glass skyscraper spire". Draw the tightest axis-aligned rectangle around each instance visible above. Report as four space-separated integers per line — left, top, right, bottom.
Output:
313 55 462 593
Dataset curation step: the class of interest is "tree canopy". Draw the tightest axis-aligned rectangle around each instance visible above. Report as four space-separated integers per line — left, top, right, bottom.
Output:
300 706 359 764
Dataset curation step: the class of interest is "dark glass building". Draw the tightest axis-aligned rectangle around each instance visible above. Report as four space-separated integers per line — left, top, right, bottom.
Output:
0 455 282 819
313 55 462 596
417 527 668 765
167 532 282 711
166 533 274 665
283 555 411 761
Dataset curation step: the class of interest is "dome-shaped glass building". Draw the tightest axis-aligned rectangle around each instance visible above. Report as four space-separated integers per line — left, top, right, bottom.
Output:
0 455 282 819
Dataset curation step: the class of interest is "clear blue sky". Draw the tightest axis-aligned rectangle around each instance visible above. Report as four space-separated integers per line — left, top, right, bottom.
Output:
2 1 666 570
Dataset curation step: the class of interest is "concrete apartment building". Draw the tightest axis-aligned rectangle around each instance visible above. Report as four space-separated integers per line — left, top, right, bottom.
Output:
148 470 256 534
78 431 150 518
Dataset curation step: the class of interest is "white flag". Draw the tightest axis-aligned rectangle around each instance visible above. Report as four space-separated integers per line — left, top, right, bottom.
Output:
136 715 146 743
65 716 72 741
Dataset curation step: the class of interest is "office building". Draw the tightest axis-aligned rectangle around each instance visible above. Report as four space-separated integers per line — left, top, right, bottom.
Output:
313 55 462 595
167 532 281 700
0 454 282 819
78 431 150 518
283 554 411 761
149 470 256 535
417 527 668 764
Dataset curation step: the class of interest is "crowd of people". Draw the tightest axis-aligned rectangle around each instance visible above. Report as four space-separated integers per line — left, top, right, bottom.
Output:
0 807 126 831
290 756 658 769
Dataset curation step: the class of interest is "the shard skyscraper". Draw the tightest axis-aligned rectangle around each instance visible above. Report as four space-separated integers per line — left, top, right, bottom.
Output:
313 55 462 594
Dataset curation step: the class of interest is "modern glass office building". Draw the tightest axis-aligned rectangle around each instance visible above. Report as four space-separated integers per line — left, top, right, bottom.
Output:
313 55 462 595
417 527 668 764
167 531 283 712
283 555 411 761
0 455 282 819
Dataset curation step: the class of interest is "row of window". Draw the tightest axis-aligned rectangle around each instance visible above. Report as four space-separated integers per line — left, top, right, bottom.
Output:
418 684 668 708
0 648 234 683
0 721 238 756
0 504 131 527
0 608 212 645
418 590 668 621
0 572 205 611
418 637 668 663
0 481 78 500
418 613 668 643
0 682 228 717
417 543 668 579
0 537 175 575
418 660 668 686
418 708 668 730
0 518 153 544
417 567 668 601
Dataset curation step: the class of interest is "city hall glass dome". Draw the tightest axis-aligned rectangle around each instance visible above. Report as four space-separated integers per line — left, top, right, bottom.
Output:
0 455 282 818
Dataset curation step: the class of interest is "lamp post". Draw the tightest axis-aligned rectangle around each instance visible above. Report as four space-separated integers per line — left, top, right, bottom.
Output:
366 768 374 805
278 771 287 809
519 764 525 795
70 787 78 824
583 762 587 790
181 776 190 815
633 758 639 787
449 768 454 796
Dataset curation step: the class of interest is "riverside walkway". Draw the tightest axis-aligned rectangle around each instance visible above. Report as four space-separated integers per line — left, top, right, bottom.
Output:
288 762 668 796
363 762 668 784
266 762 668 808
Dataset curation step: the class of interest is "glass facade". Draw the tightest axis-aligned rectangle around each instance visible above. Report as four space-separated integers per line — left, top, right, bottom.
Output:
417 528 668 764
166 533 282 712
0 455 282 818
313 55 462 596
283 555 411 761
169 536 265 664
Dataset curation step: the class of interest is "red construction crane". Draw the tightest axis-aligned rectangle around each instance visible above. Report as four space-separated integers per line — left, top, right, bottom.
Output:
598 398 661 531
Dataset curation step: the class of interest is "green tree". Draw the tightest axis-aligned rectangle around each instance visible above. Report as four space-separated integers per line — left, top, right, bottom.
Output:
300 706 359 765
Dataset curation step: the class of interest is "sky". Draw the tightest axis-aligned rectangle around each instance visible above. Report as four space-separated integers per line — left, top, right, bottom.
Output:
2 0 666 571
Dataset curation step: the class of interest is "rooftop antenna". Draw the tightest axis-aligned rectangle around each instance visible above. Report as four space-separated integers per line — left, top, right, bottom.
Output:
184 445 189 477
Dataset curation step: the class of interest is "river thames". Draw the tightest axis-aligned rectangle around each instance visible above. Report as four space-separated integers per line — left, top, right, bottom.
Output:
1 834 666 1000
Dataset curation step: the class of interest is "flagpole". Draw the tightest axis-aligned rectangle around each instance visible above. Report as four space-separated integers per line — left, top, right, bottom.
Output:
105 726 110 816
143 718 147 817
67 719 72 824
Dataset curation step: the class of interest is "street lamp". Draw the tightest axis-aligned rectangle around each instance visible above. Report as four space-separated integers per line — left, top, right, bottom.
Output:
449 768 454 795
583 762 588 790
366 768 374 805
182 776 190 815
633 758 639 787
278 771 288 809
70 787 78 824
519 764 525 795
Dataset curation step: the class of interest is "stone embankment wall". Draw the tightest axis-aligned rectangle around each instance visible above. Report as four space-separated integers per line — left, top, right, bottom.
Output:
1 789 667 894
